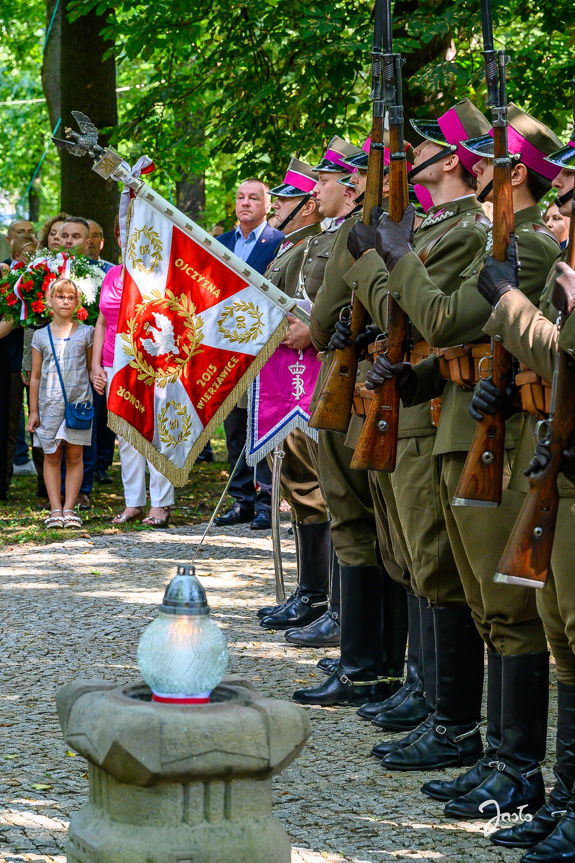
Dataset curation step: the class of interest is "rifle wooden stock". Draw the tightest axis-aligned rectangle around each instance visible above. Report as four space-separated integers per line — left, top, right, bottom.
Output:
496 207 575 587
308 302 368 433
453 47 515 506
495 344 575 586
308 24 386 435
351 116 409 471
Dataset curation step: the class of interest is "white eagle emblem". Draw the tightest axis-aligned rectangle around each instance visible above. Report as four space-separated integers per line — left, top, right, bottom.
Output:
141 312 180 357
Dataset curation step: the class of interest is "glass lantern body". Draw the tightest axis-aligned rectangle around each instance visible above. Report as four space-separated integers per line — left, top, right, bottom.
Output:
137 612 229 703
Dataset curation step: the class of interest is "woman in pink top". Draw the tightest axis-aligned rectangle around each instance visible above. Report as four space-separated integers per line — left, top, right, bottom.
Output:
90 228 174 527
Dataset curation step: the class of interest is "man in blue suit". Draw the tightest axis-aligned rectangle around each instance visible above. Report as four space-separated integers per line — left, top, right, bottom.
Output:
215 179 284 529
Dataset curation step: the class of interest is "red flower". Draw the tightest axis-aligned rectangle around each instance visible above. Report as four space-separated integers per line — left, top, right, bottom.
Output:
76 307 88 321
31 300 45 313
21 279 35 294
12 262 24 271
6 294 18 306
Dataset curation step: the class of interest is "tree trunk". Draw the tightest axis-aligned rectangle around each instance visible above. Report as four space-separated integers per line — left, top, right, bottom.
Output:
42 0 61 132
60 2 119 262
174 116 206 224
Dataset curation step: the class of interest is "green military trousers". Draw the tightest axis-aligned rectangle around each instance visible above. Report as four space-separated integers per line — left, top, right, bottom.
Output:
440 451 546 655
266 429 328 525
536 497 575 685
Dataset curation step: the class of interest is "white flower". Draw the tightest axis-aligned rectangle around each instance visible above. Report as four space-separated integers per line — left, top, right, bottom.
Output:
74 275 98 305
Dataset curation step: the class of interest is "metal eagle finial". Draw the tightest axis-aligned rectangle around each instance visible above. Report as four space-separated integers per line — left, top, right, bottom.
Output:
52 111 105 159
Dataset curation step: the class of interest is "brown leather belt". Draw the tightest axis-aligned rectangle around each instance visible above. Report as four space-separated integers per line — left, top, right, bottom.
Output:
515 363 551 419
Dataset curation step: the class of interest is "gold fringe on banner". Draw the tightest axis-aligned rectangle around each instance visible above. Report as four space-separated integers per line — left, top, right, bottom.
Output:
107 316 289 487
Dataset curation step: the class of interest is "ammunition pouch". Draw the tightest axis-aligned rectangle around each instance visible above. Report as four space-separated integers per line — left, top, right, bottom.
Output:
515 363 551 420
435 340 491 390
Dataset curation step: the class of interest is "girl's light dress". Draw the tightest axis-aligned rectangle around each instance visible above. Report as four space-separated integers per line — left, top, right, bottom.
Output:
31 324 94 453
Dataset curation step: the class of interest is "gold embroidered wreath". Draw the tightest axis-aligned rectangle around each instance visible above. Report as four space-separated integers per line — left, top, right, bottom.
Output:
127 225 163 274
157 399 193 448
216 299 264 345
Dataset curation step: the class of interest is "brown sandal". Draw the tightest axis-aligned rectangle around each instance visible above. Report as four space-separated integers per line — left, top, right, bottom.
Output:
111 506 145 525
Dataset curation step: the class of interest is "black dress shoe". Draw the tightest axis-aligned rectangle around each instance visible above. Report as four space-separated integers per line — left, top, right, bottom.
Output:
284 609 340 647
95 469 113 484
214 503 254 526
260 593 328 630
372 688 429 731
317 656 339 675
250 510 271 530
293 668 388 707
381 719 483 771
491 800 569 849
421 756 494 801
444 763 545 819
371 716 433 759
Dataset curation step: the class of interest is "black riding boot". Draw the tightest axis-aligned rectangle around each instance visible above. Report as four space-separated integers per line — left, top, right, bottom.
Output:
257 519 300 619
371 598 437 758
371 596 432 731
445 651 548 818
422 651 502 800
491 681 575 848
285 546 341 646
357 592 420 721
293 565 387 706
382 605 484 771
261 521 330 630
521 794 575 863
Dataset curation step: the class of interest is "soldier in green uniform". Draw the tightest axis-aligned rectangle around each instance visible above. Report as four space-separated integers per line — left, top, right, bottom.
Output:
465 145 575 861
293 138 409 707
342 100 492 767
370 105 561 814
254 158 333 634
260 137 366 641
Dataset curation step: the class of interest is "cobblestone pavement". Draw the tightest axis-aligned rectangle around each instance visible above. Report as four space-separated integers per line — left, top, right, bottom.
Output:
0 523 558 863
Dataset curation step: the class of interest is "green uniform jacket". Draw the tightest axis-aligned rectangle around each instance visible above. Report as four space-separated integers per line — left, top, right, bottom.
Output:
483 248 574 497
310 214 361 350
344 195 489 438
400 204 560 455
263 222 322 298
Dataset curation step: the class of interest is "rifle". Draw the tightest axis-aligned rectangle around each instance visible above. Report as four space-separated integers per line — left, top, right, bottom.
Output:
452 1 514 507
350 0 409 471
495 84 575 588
308 0 385 434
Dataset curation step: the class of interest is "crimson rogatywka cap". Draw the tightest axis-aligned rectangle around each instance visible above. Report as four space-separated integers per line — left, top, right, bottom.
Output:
311 135 362 174
410 98 492 174
270 158 318 198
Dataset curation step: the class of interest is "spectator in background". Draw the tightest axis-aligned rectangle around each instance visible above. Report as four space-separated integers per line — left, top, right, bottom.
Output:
91 221 174 526
87 220 114 273
544 202 570 248
4 221 36 260
215 179 283 530
60 217 91 255
211 220 226 237
38 213 69 251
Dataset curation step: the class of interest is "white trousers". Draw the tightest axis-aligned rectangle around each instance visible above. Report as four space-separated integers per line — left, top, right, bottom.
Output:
106 373 174 508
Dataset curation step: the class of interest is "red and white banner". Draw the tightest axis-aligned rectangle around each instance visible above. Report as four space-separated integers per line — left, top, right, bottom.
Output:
108 197 286 485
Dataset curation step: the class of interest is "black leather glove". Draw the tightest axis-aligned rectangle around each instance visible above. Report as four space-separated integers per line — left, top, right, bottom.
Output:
477 236 520 307
347 206 384 260
525 432 575 483
374 204 416 273
365 355 417 402
552 262 575 316
327 318 353 351
356 325 380 354
468 378 517 422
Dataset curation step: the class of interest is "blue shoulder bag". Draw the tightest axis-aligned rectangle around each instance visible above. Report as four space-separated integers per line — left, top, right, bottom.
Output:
47 326 94 430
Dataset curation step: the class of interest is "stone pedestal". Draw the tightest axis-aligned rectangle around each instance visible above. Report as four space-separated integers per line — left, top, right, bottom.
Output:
57 675 311 863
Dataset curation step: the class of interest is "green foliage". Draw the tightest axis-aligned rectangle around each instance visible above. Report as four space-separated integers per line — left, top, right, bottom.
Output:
1 0 574 227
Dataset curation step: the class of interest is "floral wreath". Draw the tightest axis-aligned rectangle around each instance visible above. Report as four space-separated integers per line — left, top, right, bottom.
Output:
121 289 204 388
216 299 264 345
